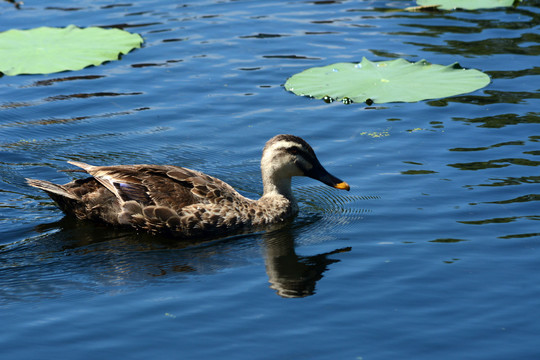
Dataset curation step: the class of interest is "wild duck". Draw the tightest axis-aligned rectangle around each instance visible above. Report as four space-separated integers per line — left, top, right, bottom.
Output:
27 134 350 239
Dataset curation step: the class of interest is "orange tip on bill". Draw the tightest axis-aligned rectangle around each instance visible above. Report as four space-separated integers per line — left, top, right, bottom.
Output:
334 182 350 191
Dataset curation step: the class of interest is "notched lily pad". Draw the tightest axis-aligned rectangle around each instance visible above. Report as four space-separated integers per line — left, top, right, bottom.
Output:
0 25 144 76
416 0 521 10
284 57 490 104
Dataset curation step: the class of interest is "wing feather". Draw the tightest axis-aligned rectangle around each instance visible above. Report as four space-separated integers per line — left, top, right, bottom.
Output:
66 162 242 211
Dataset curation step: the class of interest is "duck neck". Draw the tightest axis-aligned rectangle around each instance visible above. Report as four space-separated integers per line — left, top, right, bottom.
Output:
262 172 295 201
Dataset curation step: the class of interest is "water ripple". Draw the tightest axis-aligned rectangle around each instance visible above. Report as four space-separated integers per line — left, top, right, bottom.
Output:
294 185 379 240
452 112 540 127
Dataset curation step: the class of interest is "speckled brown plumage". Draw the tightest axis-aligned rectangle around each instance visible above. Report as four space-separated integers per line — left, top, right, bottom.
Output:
27 134 349 239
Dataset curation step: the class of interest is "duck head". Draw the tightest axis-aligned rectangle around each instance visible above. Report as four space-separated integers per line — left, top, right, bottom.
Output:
261 134 350 197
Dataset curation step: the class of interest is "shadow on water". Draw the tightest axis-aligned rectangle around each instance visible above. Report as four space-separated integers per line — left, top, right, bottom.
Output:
0 210 353 302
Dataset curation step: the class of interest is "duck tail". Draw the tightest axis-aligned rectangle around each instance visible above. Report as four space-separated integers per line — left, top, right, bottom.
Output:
26 179 79 200
67 160 93 172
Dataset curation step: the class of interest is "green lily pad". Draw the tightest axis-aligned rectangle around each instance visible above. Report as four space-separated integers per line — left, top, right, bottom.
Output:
284 58 490 104
0 25 143 76
416 0 521 10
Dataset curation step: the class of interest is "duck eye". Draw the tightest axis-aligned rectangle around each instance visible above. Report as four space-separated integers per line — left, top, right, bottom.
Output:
288 147 300 155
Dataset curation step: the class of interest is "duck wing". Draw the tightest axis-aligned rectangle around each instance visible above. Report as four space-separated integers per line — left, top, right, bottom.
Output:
66 161 250 237
67 161 241 212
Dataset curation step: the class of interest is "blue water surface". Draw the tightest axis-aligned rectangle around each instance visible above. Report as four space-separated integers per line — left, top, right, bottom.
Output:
0 0 539 359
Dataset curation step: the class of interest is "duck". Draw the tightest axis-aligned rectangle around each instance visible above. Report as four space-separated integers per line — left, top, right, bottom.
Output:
27 134 350 239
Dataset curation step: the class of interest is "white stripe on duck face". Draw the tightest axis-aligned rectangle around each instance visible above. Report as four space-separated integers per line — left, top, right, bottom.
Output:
262 140 314 173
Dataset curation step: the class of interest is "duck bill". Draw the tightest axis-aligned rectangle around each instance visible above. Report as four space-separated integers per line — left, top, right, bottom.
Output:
307 164 350 191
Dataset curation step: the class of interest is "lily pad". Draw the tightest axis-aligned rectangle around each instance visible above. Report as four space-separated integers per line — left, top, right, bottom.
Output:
284 58 490 104
0 25 143 76
416 0 521 10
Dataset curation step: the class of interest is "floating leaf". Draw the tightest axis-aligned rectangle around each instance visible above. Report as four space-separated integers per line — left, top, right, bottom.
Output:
416 0 521 10
0 25 143 76
284 57 490 104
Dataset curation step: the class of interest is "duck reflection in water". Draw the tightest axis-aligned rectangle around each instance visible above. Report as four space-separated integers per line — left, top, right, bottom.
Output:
30 218 350 299
263 229 351 298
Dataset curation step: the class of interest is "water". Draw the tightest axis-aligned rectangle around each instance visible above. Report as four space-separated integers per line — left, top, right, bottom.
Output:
1 0 539 359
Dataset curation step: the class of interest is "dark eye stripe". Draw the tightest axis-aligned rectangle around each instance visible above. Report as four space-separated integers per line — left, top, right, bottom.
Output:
281 146 311 160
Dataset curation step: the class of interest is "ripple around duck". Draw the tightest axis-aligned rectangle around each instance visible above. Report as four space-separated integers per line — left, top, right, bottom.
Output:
0 212 272 304
293 185 379 242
